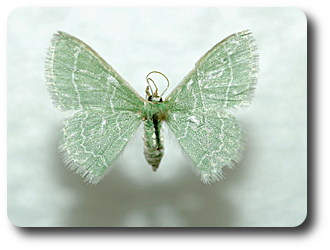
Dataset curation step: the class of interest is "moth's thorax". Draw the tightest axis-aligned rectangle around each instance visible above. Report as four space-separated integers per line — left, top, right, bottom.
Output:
142 100 167 171
142 101 169 122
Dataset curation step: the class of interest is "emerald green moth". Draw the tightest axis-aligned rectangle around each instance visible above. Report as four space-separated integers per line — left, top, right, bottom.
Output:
45 30 259 184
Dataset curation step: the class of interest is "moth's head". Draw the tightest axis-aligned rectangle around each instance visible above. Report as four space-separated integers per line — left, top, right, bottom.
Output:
146 86 163 103
145 71 169 104
146 93 163 103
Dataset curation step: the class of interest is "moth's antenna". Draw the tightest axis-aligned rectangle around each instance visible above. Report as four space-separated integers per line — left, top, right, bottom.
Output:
146 71 170 98
146 75 155 96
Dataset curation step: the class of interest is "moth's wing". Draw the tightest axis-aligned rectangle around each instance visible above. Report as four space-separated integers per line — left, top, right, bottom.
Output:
45 31 144 112
60 110 141 184
45 32 144 183
165 30 258 183
166 30 259 112
166 110 242 184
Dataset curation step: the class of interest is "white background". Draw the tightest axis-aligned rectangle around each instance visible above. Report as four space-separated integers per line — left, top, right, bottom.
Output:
7 7 306 227
2 1 318 249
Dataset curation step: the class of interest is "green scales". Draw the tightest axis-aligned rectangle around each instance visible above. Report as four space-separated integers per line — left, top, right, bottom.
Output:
45 30 259 184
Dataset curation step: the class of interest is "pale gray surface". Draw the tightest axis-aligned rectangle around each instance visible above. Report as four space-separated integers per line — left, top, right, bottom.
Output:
7 7 307 227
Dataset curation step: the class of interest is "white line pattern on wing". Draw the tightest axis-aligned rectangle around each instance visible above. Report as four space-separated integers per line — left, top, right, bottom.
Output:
79 112 108 167
73 46 83 109
116 113 122 140
177 112 190 141
223 42 233 108
197 113 225 168
110 87 116 113
196 69 206 112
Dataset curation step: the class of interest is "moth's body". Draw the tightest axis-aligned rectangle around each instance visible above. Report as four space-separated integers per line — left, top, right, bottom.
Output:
142 98 168 171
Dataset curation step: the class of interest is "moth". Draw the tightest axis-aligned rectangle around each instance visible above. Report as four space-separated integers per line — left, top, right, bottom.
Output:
45 30 259 184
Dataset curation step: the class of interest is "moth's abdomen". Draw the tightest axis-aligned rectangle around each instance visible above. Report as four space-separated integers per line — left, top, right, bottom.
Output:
143 114 164 171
